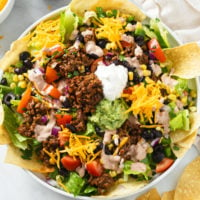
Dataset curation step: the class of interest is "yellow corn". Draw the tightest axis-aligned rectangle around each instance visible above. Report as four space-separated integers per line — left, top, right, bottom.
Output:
18 81 27 88
140 64 147 70
18 75 24 81
143 70 151 76
79 65 85 73
10 83 16 89
190 90 197 98
189 106 197 112
181 96 188 105
147 147 153 154
128 71 134 81
13 75 18 82
109 171 117 177
168 94 176 101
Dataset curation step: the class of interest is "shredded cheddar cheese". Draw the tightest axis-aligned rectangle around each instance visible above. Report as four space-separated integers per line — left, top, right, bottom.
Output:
122 80 164 123
60 132 99 163
28 18 63 58
95 17 126 50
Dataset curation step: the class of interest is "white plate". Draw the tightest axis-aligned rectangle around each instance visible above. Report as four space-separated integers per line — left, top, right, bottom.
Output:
17 5 200 200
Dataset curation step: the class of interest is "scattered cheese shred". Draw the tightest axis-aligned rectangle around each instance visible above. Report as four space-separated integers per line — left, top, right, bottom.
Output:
28 18 63 58
122 81 164 123
113 137 129 156
60 132 99 163
95 17 126 50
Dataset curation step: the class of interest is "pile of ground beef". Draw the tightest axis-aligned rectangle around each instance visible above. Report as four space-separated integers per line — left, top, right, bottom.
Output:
18 99 49 137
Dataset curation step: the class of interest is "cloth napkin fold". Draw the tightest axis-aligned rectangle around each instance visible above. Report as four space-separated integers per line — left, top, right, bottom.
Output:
133 0 200 151
133 0 200 43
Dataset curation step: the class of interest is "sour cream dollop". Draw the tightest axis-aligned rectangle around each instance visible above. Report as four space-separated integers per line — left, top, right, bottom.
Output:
95 63 128 101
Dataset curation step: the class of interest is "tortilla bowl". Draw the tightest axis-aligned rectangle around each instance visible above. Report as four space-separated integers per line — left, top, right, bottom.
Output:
0 1 200 199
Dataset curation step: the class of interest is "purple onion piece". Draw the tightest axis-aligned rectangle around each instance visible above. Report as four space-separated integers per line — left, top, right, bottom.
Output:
106 52 114 56
51 126 61 136
39 67 45 73
41 115 48 124
149 52 156 60
151 138 160 147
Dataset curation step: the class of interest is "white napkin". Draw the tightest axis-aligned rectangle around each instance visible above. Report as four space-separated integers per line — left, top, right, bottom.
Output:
133 0 200 43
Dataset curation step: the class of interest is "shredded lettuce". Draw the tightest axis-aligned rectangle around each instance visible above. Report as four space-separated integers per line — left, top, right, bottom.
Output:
149 18 170 48
83 122 95 136
3 104 28 150
60 8 79 42
174 78 188 95
123 161 150 181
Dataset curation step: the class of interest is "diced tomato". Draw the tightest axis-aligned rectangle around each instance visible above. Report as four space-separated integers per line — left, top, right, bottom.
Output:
17 87 32 114
61 155 81 171
55 114 72 126
86 160 103 177
156 158 174 173
46 45 63 58
49 86 61 99
91 57 103 72
121 41 132 48
123 88 132 94
45 66 59 83
147 38 166 62
58 132 70 146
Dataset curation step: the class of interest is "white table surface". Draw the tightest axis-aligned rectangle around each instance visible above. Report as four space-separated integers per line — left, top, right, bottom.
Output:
0 1 200 200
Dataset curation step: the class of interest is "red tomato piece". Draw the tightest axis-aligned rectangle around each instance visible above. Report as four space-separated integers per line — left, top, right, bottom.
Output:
61 156 81 171
147 38 166 62
49 86 61 99
121 41 132 48
45 66 59 83
55 114 72 126
156 158 174 173
58 132 70 146
46 45 64 58
86 160 103 177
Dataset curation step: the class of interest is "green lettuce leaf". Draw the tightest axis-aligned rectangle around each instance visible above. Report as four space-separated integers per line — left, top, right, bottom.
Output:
174 78 188 95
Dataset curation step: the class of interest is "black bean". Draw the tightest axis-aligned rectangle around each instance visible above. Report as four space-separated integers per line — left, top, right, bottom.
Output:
66 124 77 133
152 129 162 138
88 53 99 59
104 145 112 155
3 92 16 106
62 98 71 108
0 78 8 85
152 151 165 163
153 144 164 153
141 129 154 141
94 142 103 153
19 51 31 61
23 59 33 69
14 67 23 75
77 33 84 43
134 35 145 46
59 167 69 176
96 39 108 49
95 126 105 137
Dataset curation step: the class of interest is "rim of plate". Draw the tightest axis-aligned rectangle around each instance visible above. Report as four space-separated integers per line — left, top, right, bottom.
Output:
19 5 200 200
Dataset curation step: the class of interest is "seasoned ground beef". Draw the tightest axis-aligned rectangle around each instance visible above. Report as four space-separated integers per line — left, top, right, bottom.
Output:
57 48 94 77
88 173 115 194
67 73 103 132
37 135 59 167
18 99 49 137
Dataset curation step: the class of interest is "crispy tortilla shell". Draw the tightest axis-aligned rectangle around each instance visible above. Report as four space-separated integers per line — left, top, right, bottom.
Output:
174 156 200 200
164 43 200 79
161 190 175 200
136 188 161 200
5 144 54 173
70 0 146 21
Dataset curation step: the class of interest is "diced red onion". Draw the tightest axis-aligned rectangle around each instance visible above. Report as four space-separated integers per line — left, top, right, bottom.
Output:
106 52 114 56
151 138 160 147
149 52 156 60
39 67 45 73
41 115 48 124
51 126 61 136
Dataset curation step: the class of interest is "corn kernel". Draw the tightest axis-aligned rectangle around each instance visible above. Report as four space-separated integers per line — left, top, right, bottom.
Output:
10 83 16 89
18 75 24 81
128 71 134 81
106 42 116 50
168 94 176 101
181 96 188 105
140 64 147 70
109 171 117 177
190 90 197 98
108 143 114 149
156 126 161 131
23 73 28 78
143 70 151 77
189 106 197 112
18 81 27 88
13 74 19 82
79 65 85 73
147 147 153 154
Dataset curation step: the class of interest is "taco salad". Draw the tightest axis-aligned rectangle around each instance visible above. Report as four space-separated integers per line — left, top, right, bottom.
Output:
0 0 200 197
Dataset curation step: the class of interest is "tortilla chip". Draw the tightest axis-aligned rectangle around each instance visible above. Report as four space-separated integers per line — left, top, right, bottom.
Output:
70 0 146 21
170 113 200 144
0 34 30 71
174 156 200 200
161 190 175 200
163 43 200 79
5 144 54 173
136 188 161 200
0 126 11 145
